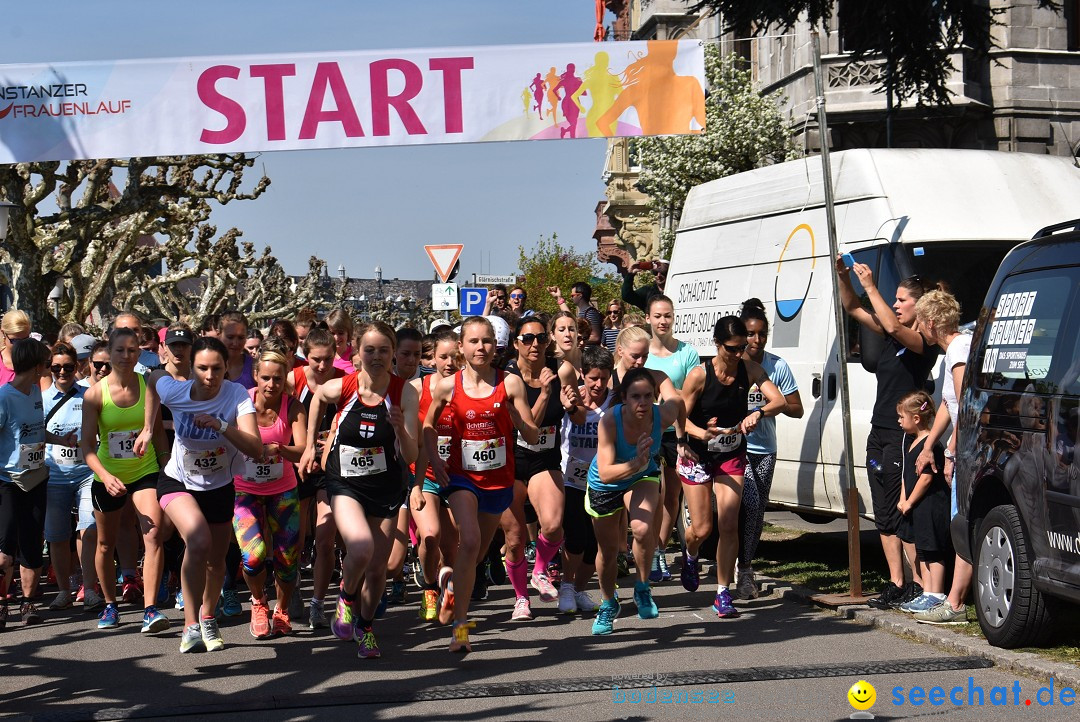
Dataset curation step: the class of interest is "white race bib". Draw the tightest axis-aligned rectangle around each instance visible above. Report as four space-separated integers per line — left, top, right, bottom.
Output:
436 435 453 462
339 445 387 477
564 456 591 485
20 442 46 470
462 438 507 471
182 446 227 476
51 444 83 467
517 424 557 452
707 430 743 454
242 455 283 483
107 430 139 459
747 386 765 410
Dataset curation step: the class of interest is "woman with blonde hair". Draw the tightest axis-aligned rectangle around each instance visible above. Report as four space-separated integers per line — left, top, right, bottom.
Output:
602 300 624 352
1 311 32 387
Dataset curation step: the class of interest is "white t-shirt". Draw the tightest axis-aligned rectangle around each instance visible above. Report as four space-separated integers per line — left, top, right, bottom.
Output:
156 376 256 491
560 393 613 491
942 333 972 431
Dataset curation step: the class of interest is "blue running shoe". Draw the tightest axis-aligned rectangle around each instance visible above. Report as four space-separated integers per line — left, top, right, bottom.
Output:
220 589 242 617
174 589 184 611
97 603 119 629
141 605 171 634
900 593 945 614
648 551 662 583
680 549 699 592
375 591 388 619
712 589 740 619
633 581 658 619
156 578 170 607
592 597 620 635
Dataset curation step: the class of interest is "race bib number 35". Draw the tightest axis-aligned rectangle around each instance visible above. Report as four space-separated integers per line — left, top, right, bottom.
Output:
340 445 388 477
107 431 139 459
462 438 507 472
242 455 283 483
182 447 227 476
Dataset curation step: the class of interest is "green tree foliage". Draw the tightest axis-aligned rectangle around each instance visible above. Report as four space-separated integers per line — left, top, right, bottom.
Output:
687 0 1061 105
517 234 622 315
635 46 796 251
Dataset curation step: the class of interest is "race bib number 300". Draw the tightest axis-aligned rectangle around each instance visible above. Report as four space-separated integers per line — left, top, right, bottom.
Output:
340 445 388 477
182 447 227 477
107 431 139 459
20 442 46 470
462 438 506 472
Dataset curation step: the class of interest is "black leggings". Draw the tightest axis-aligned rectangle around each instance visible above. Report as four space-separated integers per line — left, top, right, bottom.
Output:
738 453 775 568
563 486 597 566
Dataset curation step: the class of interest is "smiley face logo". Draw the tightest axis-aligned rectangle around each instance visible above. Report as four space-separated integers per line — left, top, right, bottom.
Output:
847 680 876 711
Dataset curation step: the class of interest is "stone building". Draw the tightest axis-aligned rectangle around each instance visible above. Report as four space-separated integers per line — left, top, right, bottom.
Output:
595 0 1080 268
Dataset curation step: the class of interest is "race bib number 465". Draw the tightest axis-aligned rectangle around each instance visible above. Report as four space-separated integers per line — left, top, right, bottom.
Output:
340 445 388 477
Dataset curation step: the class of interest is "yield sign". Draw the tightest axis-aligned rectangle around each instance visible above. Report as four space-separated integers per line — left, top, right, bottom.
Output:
424 244 464 283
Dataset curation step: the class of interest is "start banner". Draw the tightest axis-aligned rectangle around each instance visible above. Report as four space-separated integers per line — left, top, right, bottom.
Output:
0 40 705 163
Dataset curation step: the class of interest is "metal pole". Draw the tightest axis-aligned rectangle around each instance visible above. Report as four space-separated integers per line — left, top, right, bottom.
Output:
812 31 863 599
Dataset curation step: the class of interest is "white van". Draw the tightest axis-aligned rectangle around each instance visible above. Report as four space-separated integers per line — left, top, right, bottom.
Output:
668 148 1080 523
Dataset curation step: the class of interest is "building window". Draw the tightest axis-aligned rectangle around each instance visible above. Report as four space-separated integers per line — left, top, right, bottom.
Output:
1067 0 1080 51
837 0 879 54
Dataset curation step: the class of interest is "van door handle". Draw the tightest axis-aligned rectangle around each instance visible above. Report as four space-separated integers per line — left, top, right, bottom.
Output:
828 374 837 400
812 376 822 398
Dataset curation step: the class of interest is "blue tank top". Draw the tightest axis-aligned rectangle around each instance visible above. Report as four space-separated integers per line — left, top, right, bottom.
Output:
587 403 662 491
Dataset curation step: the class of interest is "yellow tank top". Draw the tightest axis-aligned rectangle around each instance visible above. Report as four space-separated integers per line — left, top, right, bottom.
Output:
95 374 159 483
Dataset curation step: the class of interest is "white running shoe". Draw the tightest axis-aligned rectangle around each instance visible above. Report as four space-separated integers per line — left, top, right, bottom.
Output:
557 582 577 614
511 596 533 621
530 572 558 603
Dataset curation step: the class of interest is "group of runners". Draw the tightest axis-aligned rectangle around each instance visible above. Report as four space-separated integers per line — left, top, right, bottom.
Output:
0 282 807 657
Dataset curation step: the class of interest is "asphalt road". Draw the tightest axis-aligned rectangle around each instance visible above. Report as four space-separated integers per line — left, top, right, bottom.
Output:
3 540 1077 722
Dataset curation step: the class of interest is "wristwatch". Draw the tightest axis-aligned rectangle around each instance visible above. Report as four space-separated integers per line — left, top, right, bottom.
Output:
217 418 228 434
751 407 765 419
677 434 689 445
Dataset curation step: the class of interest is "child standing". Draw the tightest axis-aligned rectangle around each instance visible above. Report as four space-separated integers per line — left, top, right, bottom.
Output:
896 391 953 614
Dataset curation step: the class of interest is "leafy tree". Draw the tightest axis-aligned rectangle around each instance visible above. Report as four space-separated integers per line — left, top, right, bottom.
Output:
635 46 796 252
517 234 622 315
687 0 1061 105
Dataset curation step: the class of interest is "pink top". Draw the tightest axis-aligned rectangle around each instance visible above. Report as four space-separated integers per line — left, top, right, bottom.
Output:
333 346 355 374
233 389 297 495
0 354 13 387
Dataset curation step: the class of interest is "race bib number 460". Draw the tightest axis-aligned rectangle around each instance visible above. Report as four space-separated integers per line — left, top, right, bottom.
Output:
182 447 227 476
462 438 506 472
107 431 139 459
340 445 387 477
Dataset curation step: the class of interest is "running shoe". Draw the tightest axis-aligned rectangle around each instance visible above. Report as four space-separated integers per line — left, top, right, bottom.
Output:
141 605 170 634
557 582 577 614
179 623 203 653
633 581 658 619
84 587 105 612
615 552 630 578
388 580 407 605
375 591 388 619
592 597 619 635
357 626 381 659
867 582 904 610
437 566 455 626
419 588 439 622
680 549 699 592
472 563 488 601
546 558 562 587
156 577 170 606
250 600 272 639
173 589 184 611
449 620 475 653
657 552 671 581
511 596 533 621
914 601 968 625
272 607 292 636
524 542 536 566
200 617 225 652
530 572 558 603
648 551 662 583
0 603 7 631
712 589 740 619
220 589 243 617
49 590 74 611
308 600 329 629
331 595 355 641
120 575 142 604
75 585 85 603
287 585 304 619
21 601 43 626
575 590 598 614
900 593 944 614
736 566 759 600
97 603 119 629
893 582 924 609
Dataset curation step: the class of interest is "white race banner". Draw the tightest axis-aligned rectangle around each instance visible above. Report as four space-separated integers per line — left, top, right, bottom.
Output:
0 40 705 163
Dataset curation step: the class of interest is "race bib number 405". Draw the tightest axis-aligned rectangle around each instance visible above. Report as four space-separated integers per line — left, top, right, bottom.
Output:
340 445 388 477
182 446 227 476
107 430 139 459
707 429 743 454
462 438 506 472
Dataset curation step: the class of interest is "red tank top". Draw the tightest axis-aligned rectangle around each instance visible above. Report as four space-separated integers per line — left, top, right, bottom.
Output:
415 375 455 481
448 369 515 489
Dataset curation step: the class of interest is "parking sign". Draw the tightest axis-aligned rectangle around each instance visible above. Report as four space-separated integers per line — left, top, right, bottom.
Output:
459 287 488 316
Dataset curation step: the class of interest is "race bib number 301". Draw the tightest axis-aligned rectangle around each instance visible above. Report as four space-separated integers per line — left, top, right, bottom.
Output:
340 445 388 477
462 438 506 472
52 444 83 466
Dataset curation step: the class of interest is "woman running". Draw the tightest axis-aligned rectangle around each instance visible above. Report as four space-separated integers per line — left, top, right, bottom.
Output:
234 348 307 639
501 316 580 620
423 316 539 652
81 328 169 633
558 344 613 614
588 367 684 635
643 294 701 583
678 316 786 619
149 336 264 653
299 322 419 659
551 311 584 389
326 309 357 374
409 329 461 622
218 311 256 390
288 327 345 629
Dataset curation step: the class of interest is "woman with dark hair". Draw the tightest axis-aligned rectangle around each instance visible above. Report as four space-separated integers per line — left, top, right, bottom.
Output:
837 259 940 610
678 315 786 619
601 299 624 352
148 336 264 653
587 366 684 635
508 286 534 318
268 319 305 369
736 299 803 599
244 328 264 359
326 309 356 374
217 311 256 390
81 328 168 633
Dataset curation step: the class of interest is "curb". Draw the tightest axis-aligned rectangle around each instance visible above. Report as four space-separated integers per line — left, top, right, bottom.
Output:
764 576 1080 690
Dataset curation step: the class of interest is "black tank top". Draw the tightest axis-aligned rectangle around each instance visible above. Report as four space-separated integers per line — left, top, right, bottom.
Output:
687 360 751 460
326 376 404 487
507 357 564 452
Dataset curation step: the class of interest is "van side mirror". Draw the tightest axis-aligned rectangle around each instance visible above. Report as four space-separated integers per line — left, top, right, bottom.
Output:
859 325 884 373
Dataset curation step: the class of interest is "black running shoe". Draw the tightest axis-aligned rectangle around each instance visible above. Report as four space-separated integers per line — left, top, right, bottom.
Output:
891 582 923 609
867 582 903 610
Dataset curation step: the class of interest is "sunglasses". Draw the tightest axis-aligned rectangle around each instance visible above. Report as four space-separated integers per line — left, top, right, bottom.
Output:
517 333 550 345
609 309 621 315
722 343 748 354
50 363 76 374
510 293 525 300
92 361 112 373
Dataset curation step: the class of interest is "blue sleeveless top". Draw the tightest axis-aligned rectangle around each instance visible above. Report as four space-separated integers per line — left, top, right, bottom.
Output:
587 403 662 491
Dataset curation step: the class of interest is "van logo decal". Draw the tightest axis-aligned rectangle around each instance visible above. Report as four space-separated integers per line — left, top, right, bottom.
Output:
774 223 816 322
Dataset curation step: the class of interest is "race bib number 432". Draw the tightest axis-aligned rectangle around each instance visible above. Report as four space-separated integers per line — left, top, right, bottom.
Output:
182 447 227 476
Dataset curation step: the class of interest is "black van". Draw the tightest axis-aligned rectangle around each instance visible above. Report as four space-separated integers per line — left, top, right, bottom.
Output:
954 220 1080 648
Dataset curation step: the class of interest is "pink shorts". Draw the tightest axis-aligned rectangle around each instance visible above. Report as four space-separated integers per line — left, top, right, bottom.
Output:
676 454 747 485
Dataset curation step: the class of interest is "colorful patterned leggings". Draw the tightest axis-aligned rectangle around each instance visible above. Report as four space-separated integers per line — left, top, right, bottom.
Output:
233 487 300 583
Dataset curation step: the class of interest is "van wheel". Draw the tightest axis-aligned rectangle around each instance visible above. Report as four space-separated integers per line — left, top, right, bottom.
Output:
676 495 718 562
973 505 1056 648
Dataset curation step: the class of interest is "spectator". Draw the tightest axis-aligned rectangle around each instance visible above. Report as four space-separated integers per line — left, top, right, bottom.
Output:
1 310 32 387
620 259 668 313
484 285 509 315
508 286 534 318
58 323 86 346
602 299 624 352
549 282 603 345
